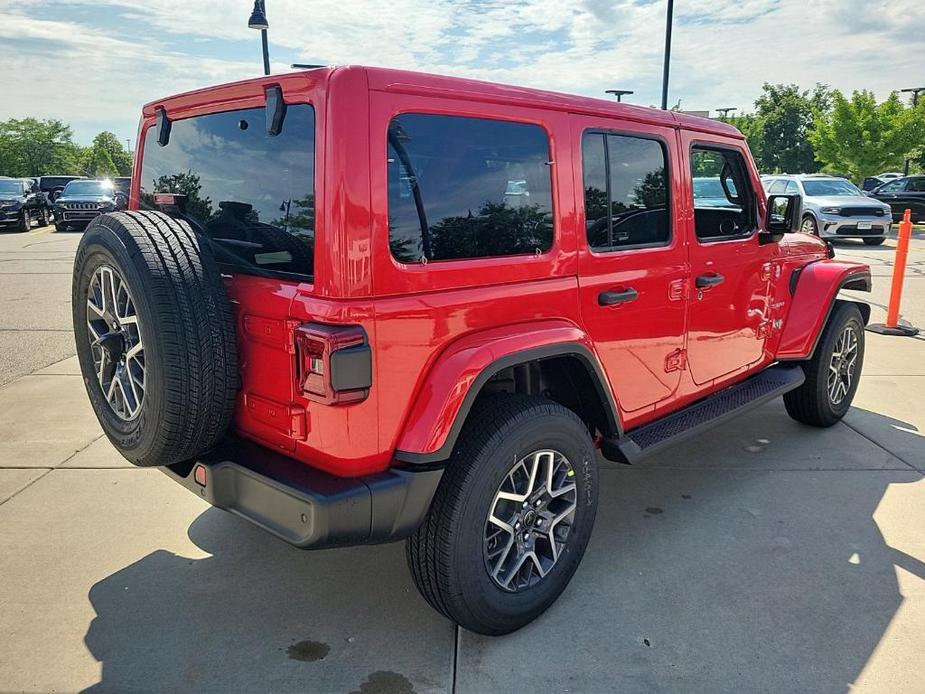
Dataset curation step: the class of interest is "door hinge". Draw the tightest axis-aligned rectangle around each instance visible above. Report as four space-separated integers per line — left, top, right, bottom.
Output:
665 348 687 373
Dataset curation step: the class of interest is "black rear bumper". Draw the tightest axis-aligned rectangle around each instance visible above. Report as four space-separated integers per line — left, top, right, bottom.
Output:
162 437 442 549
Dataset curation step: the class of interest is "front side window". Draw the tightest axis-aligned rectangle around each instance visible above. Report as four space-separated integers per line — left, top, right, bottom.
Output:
140 104 315 280
582 132 670 251
878 179 907 193
690 146 755 241
387 114 553 264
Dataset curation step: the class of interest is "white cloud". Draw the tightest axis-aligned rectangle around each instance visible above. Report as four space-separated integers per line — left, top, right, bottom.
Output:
0 0 923 143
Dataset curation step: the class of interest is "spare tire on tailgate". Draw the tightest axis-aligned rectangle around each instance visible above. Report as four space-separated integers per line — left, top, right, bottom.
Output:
72 210 239 467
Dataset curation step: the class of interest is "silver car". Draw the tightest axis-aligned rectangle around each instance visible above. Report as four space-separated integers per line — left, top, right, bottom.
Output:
762 174 892 246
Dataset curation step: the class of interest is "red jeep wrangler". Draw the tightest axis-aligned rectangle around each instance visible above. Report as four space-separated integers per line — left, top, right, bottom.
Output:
72 67 871 635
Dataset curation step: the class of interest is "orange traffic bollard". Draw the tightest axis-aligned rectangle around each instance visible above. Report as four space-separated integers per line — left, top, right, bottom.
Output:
868 209 920 336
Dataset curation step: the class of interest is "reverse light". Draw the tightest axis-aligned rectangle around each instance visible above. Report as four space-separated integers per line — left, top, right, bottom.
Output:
294 323 371 405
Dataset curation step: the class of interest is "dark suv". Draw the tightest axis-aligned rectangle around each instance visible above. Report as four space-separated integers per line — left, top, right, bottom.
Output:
72 66 872 635
0 178 51 231
53 179 125 231
868 175 925 223
37 175 85 205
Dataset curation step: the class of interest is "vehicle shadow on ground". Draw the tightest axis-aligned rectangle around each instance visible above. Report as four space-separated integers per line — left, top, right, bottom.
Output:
82 407 923 694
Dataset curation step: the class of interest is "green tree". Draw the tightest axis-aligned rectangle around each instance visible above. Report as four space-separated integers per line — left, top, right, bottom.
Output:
80 131 133 177
0 118 81 176
744 83 830 174
728 112 765 166
141 170 213 221
810 90 925 179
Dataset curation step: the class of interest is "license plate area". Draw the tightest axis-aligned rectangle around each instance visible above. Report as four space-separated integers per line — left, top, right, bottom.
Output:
857 222 872 230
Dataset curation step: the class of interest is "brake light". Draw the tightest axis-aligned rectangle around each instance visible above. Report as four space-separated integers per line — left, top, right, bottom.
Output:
294 323 371 404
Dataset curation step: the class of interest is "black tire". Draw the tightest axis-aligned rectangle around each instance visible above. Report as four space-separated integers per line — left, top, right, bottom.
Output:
72 211 239 467
784 302 864 427
863 237 885 246
54 223 65 233
406 394 598 635
800 214 818 236
17 209 31 233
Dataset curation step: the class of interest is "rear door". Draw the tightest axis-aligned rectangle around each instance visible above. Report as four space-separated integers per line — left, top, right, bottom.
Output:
573 116 687 418
681 134 776 386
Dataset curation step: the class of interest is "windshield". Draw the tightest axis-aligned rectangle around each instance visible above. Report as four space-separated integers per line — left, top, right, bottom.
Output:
803 179 860 197
63 181 111 196
0 180 24 195
693 178 726 199
139 104 315 280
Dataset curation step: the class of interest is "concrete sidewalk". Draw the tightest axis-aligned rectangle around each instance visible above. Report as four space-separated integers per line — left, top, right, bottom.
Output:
1 331 923 693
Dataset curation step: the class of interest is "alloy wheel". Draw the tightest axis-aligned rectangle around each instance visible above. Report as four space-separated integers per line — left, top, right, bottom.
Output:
801 216 817 235
484 449 577 592
86 265 145 420
827 325 858 406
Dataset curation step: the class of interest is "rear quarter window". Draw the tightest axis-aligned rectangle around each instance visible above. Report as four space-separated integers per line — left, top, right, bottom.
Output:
387 114 554 264
139 104 315 281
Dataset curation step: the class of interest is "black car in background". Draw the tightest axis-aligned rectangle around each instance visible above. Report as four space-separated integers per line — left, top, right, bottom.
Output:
868 176 925 223
38 175 85 204
52 179 126 231
0 178 51 231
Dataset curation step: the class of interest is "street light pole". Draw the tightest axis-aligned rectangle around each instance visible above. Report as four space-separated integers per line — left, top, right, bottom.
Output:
605 89 634 103
248 0 270 76
661 0 674 110
901 87 924 176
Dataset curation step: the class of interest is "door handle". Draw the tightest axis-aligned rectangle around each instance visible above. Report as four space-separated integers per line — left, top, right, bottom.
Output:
695 273 725 289
598 288 639 306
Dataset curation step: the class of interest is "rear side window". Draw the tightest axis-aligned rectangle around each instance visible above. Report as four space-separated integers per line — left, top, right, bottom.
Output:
690 146 756 241
582 132 670 251
909 178 925 192
387 114 553 264
139 105 315 281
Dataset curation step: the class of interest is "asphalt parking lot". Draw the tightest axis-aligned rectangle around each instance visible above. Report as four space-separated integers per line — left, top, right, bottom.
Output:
1 224 923 693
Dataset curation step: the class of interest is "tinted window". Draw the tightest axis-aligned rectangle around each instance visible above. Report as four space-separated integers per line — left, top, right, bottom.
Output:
582 133 669 250
690 147 755 241
140 105 315 280
878 179 907 192
908 178 925 192
784 180 799 194
387 114 553 263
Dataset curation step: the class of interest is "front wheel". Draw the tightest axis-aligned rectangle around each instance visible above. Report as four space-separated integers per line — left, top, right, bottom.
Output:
406 394 598 635
800 214 819 235
17 209 31 233
784 302 865 427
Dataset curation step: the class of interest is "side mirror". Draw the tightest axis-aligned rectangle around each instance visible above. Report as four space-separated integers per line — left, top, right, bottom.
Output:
766 193 802 236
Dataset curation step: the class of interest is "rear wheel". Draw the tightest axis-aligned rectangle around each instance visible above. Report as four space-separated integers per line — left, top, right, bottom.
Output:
73 211 239 466
784 302 864 427
863 237 885 246
406 394 598 635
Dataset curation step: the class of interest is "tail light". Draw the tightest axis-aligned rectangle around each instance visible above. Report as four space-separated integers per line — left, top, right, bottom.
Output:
294 323 371 404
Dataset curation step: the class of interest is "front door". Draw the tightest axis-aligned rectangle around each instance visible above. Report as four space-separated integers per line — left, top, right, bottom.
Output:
574 117 687 417
682 136 775 386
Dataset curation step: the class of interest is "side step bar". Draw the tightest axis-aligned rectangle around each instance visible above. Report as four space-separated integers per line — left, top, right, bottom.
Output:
602 364 805 465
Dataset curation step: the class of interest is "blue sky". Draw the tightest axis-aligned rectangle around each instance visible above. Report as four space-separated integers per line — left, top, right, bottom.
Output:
1 0 923 145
